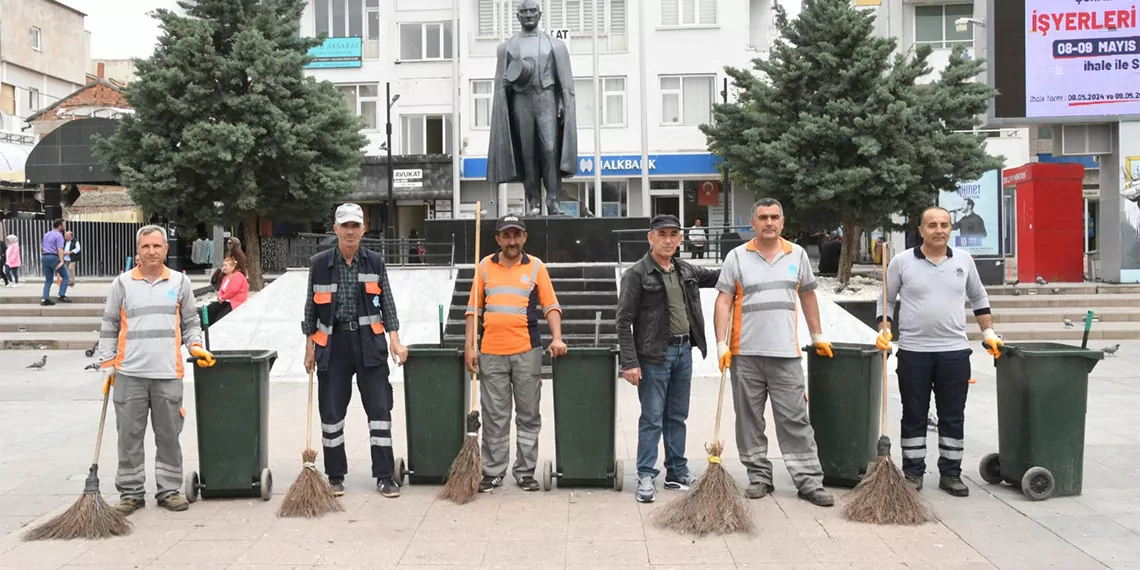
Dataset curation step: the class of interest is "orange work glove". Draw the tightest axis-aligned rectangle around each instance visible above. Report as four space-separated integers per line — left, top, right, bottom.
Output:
189 345 216 367
716 341 732 372
811 334 834 358
875 328 893 351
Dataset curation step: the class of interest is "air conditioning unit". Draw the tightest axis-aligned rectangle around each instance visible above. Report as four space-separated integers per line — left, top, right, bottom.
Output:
1058 123 1114 156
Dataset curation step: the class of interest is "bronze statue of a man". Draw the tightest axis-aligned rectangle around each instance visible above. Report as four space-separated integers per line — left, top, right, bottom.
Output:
486 0 578 216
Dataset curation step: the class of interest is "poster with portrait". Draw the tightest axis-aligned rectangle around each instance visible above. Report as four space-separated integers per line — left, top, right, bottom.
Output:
937 170 1001 257
1118 122 1140 281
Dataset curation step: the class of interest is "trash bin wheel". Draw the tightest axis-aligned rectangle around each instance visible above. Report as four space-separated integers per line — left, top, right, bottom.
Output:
542 459 552 492
84 348 95 358
613 460 624 492
395 457 407 485
979 453 1003 485
1021 466 1054 501
184 471 199 503
259 468 273 501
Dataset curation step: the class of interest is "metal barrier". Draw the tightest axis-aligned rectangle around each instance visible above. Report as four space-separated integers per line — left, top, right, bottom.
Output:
0 218 145 278
287 233 455 269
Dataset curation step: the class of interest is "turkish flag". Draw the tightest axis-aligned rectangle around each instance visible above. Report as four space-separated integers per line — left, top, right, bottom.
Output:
697 180 719 206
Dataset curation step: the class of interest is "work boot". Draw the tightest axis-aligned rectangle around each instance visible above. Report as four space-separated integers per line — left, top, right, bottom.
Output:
114 498 144 516
40 299 55 306
745 482 774 499
329 477 345 497
517 477 540 492
377 478 400 498
664 473 697 491
905 474 924 491
57 296 72 303
479 475 503 493
635 475 655 503
797 488 835 507
939 475 969 497
158 493 189 512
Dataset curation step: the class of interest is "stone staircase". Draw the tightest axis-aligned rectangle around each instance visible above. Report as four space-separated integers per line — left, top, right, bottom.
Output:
967 283 1140 342
444 264 620 378
0 292 107 350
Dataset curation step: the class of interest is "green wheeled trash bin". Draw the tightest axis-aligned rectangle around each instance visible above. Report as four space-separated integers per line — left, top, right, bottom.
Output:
805 343 887 488
184 350 277 502
545 346 624 492
394 345 468 485
978 342 1103 501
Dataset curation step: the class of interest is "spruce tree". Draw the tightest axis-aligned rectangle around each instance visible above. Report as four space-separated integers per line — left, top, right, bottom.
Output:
702 0 1002 282
97 0 367 290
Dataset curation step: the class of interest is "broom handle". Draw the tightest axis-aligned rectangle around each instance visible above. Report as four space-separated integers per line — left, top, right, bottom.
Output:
712 308 733 443
306 369 314 451
880 242 890 436
469 202 482 413
92 387 111 464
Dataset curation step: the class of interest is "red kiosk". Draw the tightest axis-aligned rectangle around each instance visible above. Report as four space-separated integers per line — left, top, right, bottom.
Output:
1002 162 1086 283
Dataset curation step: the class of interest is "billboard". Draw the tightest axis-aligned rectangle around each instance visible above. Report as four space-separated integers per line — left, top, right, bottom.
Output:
1120 121 1140 280
938 170 1002 257
990 0 1140 122
305 37 362 69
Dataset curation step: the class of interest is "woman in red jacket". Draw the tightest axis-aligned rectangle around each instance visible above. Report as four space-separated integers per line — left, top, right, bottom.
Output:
205 257 248 325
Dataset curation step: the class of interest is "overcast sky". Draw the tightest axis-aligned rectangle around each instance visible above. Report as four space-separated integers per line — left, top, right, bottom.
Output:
60 0 181 60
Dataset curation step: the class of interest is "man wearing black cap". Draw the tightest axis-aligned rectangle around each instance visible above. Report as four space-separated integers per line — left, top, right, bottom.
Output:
465 215 567 492
616 214 720 503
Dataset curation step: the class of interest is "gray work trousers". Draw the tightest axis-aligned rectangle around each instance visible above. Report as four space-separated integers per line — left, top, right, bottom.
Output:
113 373 185 501
731 355 824 493
479 348 543 482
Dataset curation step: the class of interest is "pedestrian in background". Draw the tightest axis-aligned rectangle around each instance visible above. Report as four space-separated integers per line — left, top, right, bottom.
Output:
40 219 70 306
4 235 19 286
205 256 248 324
63 230 81 285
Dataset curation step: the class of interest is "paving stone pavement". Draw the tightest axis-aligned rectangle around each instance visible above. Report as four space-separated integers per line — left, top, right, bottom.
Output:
0 341 1138 569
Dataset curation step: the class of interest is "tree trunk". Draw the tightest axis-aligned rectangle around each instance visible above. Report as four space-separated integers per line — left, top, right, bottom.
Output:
837 220 861 285
243 212 264 291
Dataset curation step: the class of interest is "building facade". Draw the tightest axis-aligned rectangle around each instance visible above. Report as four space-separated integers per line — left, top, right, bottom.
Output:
0 0 89 134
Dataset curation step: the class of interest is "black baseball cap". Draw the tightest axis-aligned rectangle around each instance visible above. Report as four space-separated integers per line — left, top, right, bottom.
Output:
650 214 681 230
496 215 527 233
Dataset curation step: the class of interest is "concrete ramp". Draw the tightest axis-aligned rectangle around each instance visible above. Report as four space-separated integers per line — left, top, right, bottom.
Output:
203 266 457 382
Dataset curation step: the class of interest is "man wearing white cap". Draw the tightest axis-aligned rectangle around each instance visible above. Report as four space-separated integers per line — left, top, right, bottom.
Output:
302 203 408 497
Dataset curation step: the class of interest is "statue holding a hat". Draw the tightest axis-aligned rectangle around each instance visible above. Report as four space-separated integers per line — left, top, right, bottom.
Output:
486 0 579 216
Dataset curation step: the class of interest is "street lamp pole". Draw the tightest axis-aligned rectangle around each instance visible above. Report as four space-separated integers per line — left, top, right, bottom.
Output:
385 82 400 241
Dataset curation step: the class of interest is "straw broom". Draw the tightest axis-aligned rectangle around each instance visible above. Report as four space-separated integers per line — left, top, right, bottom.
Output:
25 376 132 541
277 370 343 518
841 243 933 525
438 202 484 505
651 312 752 536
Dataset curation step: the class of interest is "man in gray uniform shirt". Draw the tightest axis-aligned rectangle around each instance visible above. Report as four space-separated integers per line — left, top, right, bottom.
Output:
875 207 1003 497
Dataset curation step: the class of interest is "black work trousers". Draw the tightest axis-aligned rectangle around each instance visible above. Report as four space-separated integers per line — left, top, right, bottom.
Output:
896 349 971 478
317 331 394 481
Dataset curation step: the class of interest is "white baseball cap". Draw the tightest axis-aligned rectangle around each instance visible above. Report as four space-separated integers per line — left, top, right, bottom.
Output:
335 203 364 225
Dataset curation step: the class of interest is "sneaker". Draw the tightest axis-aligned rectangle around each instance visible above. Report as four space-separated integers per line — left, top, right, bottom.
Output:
329 477 345 496
797 488 835 507
158 493 189 512
479 475 503 493
905 474 924 491
57 296 72 304
40 299 55 306
939 475 969 497
745 482 774 499
517 476 540 492
377 478 401 498
635 475 656 503
114 497 145 515
664 473 697 491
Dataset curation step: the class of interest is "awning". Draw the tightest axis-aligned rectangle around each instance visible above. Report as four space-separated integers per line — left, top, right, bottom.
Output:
25 117 120 185
0 138 34 184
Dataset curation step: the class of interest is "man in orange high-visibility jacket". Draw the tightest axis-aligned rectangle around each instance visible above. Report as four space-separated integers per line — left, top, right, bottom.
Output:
465 215 567 493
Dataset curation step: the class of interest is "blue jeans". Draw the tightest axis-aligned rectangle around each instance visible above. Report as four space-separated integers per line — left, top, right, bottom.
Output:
41 254 69 300
636 341 693 480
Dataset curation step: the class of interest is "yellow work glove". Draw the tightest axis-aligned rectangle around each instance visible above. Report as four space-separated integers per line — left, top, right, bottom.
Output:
716 341 732 372
875 328 893 351
811 334 834 358
101 366 116 395
190 345 216 367
982 328 1003 359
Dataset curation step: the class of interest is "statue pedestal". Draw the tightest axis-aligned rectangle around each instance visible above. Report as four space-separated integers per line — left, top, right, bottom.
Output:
425 216 652 264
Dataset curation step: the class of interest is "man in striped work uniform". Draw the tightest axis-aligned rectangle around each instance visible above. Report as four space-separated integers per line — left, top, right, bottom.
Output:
303 203 408 497
713 198 836 507
465 215 567 492
99 225 216 515
875 206 1001 497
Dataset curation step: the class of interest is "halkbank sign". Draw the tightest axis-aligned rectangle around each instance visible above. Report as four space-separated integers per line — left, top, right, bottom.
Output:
461 153 722 179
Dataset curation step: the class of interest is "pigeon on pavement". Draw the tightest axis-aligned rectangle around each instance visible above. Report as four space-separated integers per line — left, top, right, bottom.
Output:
1037 276 1048 285
927 413 938 432
1063 318 1074 328
1103 344 1121 357
26 355 47 370
84 362 99 371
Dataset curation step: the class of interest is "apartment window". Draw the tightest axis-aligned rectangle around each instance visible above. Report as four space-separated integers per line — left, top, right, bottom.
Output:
313 0 380 59
31 27 42 51
400 22 453 61
661 0 717 27
402 115 453 154
660 75 713 125
472 80 494 128
574 77 626 127
478 0 627 42
915 4 973 48
28 88 40 112
336 84 378 130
